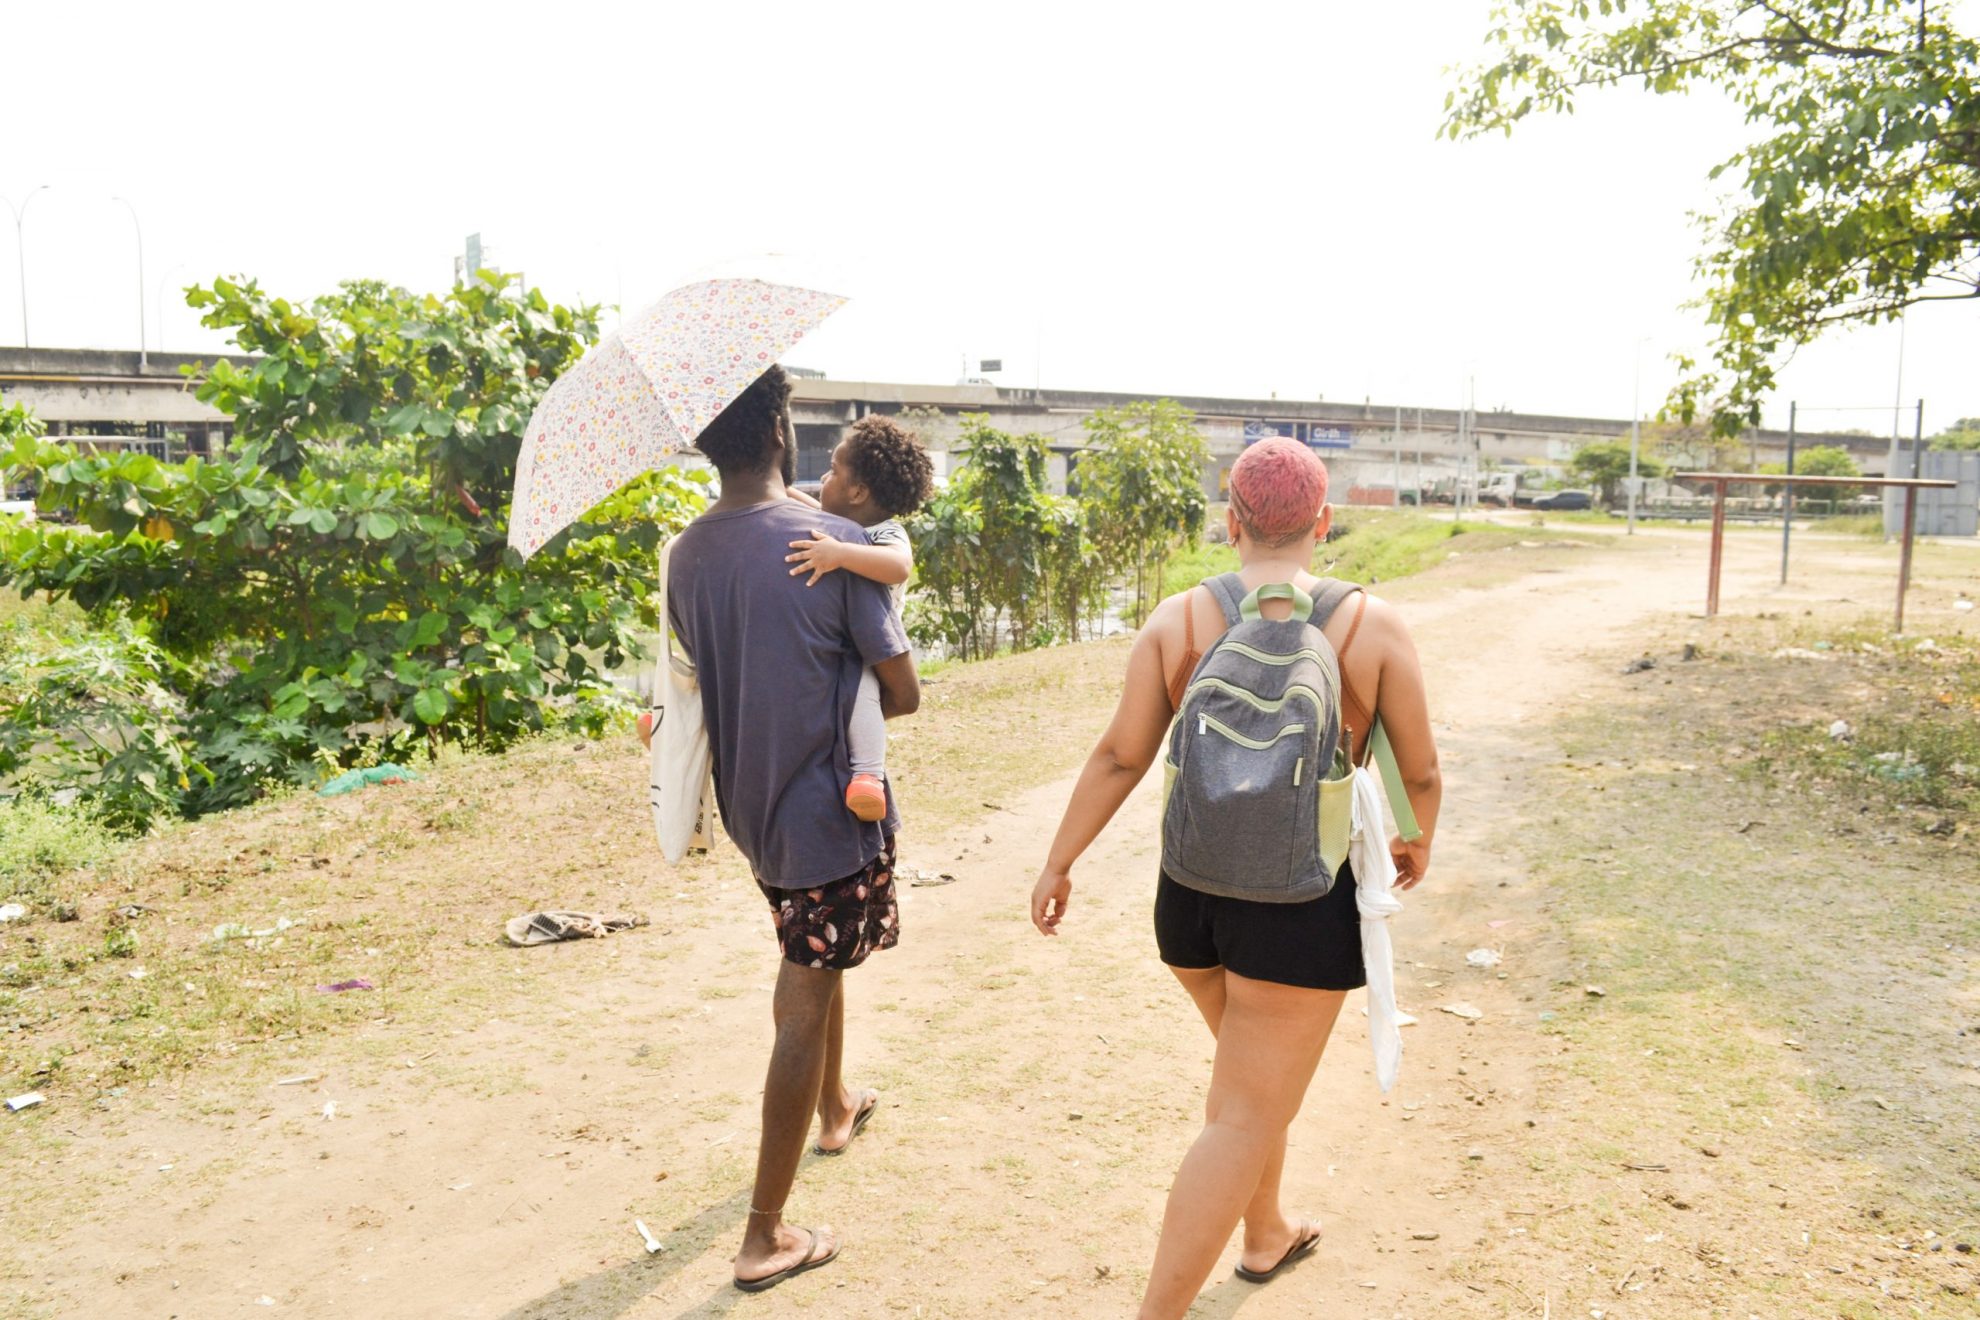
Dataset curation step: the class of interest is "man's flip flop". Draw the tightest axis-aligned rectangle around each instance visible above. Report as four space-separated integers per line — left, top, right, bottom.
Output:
733 1227 839 1293
1233 1221 1322 1283
813 1089 879 1155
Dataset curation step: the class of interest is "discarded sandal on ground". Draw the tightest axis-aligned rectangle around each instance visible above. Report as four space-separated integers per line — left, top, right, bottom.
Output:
813 1089 879 1156
503 910 648 947
733 1227 839 1292
1234 1221 1321 1283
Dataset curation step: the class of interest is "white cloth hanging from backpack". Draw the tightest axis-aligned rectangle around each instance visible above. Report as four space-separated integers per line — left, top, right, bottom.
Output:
1350 765 1404 1093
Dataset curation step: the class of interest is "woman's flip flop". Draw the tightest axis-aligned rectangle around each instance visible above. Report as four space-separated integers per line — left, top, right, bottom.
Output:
813 1089 879 1156
733 1227 839 1293
1233 1220 1322 1283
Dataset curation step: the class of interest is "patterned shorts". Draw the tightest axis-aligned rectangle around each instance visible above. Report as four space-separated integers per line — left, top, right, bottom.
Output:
758 835 900 971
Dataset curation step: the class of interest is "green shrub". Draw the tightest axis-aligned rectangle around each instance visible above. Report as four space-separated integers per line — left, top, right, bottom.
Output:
0 795 115 904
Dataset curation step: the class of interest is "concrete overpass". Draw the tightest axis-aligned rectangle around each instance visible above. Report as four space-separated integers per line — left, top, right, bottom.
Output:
2 348 1891 494
0 348 243 458
787 378 1892 499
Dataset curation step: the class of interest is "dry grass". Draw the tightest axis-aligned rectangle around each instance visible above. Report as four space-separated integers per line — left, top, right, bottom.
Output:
1467 615 1980 1315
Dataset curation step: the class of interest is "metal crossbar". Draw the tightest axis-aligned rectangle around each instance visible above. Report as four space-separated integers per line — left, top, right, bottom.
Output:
1673 472 1958 630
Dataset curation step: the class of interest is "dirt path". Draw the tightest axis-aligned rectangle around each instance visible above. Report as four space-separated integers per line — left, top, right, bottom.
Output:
17 526 1965 1318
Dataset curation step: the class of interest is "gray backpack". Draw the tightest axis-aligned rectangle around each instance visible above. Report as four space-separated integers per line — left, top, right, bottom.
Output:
1161 574 1362 903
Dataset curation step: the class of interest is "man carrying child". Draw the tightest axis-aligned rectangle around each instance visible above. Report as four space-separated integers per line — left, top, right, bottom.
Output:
662 366 925 1291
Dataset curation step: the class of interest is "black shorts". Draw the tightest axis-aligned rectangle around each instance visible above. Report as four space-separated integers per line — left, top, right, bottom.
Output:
1154 861 1365 991
757 835 899 971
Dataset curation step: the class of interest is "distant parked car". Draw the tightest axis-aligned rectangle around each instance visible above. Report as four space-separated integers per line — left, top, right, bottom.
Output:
1531 490 1593 511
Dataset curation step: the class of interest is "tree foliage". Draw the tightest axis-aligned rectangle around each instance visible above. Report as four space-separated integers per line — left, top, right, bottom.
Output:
1 275 705 823
1445 1 1980 436
1569 438 1669 506
1078 399 1210 622
1929 416 1980 449
908 418 1090 659
1761 442 1863 502
907 401 1211 657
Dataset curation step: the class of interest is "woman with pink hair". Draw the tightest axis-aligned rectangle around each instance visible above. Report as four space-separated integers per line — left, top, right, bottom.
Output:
1030 437 1442 1317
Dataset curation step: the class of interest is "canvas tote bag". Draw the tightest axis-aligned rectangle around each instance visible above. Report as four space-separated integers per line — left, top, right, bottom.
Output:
648 536 716 862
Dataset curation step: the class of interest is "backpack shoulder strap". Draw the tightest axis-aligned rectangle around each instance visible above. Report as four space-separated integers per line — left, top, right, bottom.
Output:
1202 572 1250 627
1309 578 1362 629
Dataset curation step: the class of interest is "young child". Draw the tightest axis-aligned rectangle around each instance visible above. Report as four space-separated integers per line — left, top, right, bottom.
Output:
782 415 935 821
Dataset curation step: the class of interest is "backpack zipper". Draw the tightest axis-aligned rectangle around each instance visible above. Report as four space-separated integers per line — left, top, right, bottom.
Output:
1214 641 1330 668
1199 714 1309 751
1185 676 1331 717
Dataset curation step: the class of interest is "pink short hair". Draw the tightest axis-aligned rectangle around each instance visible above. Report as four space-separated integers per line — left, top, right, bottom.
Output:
1229 438 1329 544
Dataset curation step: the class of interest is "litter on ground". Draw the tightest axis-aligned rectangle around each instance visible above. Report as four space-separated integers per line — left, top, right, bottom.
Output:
6 1092 46 1112
317 763 419 797
504 911 649 947
1465 948 1503 969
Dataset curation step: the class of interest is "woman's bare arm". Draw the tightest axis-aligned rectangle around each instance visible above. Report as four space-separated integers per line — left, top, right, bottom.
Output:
1362 598 1442 889
1031 600 1179 934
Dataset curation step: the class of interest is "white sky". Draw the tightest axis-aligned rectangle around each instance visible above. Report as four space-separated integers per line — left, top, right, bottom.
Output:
5 0 1975 436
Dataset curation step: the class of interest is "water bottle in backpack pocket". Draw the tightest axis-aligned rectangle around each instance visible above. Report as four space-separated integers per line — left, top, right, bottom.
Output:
1161 574 1359 902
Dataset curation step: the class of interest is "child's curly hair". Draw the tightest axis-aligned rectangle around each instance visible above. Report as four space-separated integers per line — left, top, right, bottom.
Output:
842 415 936 517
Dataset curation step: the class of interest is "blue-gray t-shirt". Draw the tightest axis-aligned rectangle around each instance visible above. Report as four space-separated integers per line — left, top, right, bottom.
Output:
668 500 909 888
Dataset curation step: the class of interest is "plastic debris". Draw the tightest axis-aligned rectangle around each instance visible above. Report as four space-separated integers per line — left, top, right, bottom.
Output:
315 979 375 994
317 763 419 797
1771 647 1834 662
1828 720 1852 740
1441 1002 1484 1021
275 1075 320 1087
0 903 25 923
635 1219 665 1255
321 1101 338 1121
902 868 961 887
1465 948 1502 969
212 917 298 942
1956 600 1974 613
1585 985 1607 998
6 1092 46 1112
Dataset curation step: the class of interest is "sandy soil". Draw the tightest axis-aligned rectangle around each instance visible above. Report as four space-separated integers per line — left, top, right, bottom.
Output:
5 524 1973 1318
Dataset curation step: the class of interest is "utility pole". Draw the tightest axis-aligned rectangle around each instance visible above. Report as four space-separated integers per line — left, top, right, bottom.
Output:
1780 402 1797 585
1391 404 1402 508
1627 336 1645 534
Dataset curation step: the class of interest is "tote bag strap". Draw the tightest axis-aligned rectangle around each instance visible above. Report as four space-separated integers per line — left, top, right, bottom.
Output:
1362 718 1421 842
655 537 695 697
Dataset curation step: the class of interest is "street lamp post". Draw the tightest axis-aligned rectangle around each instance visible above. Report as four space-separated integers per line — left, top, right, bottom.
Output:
112 197 147 371
1626 335 1649 535
3 185 51 349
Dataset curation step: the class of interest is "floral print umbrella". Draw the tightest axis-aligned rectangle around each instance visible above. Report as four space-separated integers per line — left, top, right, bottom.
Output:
508 278 847 559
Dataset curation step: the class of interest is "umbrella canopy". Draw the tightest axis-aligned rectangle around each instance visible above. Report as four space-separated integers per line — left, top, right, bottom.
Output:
508 278 846 559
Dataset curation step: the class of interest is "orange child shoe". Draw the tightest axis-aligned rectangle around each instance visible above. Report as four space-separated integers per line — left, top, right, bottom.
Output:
845 773 887 822
636 711 655 749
